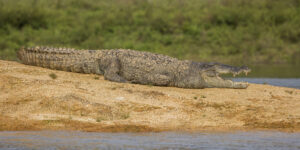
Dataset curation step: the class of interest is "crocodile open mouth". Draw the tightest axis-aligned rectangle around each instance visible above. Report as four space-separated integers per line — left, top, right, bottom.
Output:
202 65 251 89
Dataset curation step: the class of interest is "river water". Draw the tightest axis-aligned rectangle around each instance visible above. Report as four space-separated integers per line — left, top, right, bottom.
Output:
0 78 299 150
232 78 300 89
0 131 300 150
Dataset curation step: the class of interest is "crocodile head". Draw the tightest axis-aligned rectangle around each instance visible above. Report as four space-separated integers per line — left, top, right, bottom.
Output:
201 64 251 89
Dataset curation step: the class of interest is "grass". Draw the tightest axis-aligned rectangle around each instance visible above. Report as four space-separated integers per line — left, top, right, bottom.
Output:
95 116 105 122
0 0 300 65
120 112 130 120
49 73 57 79
201 95 206 98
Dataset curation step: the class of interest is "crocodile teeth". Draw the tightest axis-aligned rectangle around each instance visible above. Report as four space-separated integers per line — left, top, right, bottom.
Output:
244 70 250 76
233 72 237 77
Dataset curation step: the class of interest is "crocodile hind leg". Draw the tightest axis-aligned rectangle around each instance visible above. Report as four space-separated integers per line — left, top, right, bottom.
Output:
103 58 127 83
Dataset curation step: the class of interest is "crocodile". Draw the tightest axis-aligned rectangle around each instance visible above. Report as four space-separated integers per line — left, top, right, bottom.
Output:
17 46 251 89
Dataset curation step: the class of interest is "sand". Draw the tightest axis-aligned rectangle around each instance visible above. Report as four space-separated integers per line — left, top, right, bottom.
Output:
0 60 299 132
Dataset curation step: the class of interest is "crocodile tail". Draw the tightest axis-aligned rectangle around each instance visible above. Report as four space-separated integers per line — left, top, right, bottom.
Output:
18 46 78 71
18 46 102 74
18 46 37 65
17 46 25 62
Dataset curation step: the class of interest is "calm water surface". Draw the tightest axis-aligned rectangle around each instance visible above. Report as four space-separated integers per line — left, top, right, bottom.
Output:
0 131 300 150
232 78 300 89
0 78 299 150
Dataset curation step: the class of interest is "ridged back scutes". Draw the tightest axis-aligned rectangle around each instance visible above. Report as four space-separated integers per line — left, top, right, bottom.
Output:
18 46 104 74
24 46 77 54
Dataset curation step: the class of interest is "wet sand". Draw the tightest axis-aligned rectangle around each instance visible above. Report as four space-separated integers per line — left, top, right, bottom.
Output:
0 60 300 132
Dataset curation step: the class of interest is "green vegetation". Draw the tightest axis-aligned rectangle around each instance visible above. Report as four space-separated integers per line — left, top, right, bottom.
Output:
120 112 130 120
49 73 57 79
0 0 300 65
96 116 105 122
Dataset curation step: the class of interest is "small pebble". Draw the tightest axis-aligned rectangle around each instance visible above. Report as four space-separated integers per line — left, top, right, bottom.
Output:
115 97 125 101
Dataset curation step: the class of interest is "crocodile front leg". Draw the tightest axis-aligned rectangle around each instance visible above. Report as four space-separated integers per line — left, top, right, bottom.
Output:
136 74 171 86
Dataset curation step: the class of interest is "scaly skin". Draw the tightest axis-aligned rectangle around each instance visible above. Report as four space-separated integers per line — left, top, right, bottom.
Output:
18 46 251 89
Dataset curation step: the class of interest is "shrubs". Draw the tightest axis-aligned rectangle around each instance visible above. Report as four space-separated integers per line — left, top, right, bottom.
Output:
0 1 50 29
0 0 299 65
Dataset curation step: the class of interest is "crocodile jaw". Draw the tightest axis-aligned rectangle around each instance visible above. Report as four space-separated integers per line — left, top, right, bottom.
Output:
203 67 251 89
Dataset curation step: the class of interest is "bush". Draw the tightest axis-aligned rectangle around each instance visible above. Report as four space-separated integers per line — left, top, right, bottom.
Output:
0 0 299 65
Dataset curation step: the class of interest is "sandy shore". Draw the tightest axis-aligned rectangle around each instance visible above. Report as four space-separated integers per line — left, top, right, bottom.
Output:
0 60 299 132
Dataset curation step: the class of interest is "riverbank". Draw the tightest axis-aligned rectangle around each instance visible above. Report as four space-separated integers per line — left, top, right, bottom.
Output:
0 60 300 132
